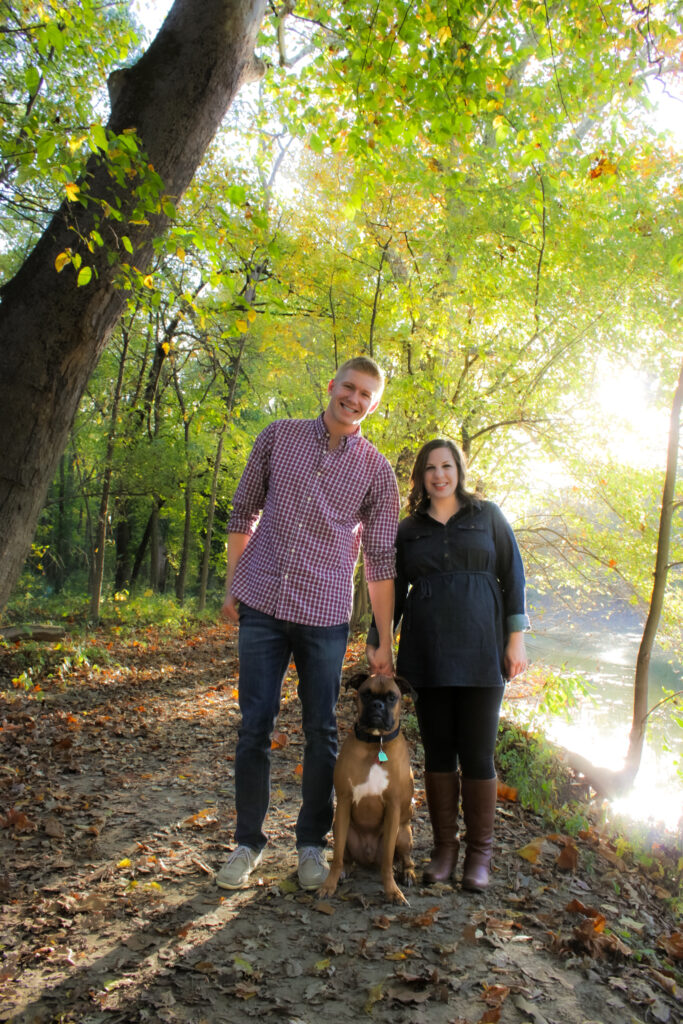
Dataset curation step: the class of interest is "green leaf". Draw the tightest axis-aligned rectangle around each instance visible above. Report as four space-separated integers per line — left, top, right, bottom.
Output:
227 185 246 205
25 65 41 95
121 235 134 254
92 124 108 152
77 266 92 286
36 134 57 162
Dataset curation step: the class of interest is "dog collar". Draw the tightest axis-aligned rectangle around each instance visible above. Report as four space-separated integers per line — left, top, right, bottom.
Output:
356 724 397 765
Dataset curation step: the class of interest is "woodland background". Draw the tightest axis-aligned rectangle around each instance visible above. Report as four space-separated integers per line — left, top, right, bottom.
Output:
0 0 681 690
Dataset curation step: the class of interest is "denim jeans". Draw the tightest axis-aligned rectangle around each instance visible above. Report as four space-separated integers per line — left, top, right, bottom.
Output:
234 604 349 851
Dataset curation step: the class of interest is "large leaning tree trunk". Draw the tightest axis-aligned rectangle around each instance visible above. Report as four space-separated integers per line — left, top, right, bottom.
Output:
0 0 266 613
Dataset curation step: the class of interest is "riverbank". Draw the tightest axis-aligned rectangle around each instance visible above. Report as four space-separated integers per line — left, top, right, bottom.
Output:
1 623 681 1023
504 609 683 835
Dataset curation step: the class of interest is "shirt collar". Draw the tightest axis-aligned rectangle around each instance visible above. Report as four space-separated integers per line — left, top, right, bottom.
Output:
314 412 361 451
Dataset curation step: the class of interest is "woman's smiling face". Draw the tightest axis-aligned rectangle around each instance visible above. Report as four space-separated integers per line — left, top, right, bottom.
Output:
423 446 459 503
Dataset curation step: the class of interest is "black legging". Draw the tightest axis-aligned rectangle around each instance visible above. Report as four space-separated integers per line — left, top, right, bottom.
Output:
415 686 504 779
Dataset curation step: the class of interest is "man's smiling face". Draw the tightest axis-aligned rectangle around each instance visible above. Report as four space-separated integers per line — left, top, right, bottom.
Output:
324 368 382 434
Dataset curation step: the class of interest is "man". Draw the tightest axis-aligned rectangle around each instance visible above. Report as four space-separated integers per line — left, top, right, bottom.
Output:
218 356 399 890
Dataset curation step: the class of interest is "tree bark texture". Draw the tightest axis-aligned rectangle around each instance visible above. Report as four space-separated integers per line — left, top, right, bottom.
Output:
0 0 266 612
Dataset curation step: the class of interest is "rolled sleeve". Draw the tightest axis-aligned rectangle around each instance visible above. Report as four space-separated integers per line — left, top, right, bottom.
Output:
507 612 530 633
491 503 529 631
227 423 274 535
360 459 400 582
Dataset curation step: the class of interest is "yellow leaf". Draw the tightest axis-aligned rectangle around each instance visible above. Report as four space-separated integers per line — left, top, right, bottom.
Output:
143 275 154 288
161 342 170 355
365 980 384 1012
176 247 186 261
437 25 452 44
117 857 131 868
247 308 257 323
55 251 71 273
65 182 80 202
518 837 545 864
236 319 248 333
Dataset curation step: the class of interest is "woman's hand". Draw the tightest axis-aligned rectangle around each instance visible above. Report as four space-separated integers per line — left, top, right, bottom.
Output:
503 632 528 680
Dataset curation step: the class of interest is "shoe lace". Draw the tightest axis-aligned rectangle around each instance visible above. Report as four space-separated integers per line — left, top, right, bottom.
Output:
229 845 253 865
299 846 324 866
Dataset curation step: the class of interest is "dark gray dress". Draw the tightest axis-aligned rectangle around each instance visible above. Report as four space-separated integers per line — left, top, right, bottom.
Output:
370 500 528 689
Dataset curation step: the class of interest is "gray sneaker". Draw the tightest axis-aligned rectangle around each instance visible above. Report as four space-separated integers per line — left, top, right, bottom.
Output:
216 845 263 889
297 846 329 889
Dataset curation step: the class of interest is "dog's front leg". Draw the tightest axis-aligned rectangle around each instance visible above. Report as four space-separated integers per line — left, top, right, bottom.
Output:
381 800 408 904
318 791 352 898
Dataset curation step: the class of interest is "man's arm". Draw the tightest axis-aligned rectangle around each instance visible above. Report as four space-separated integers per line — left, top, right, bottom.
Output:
366 577 395 675
220 532 250 623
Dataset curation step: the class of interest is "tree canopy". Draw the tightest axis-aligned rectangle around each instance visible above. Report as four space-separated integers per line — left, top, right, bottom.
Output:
0 0 681 661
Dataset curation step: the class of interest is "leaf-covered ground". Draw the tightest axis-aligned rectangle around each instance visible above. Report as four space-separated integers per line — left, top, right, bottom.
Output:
0 625 681 1024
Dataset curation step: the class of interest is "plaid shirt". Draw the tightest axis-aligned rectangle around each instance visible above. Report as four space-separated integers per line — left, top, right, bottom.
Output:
228 414 399 626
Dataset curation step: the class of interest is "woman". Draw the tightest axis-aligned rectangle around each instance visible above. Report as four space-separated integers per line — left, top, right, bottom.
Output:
368 439 528 890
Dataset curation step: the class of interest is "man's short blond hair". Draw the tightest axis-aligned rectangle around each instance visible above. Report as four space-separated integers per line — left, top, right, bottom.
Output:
335 356 385 392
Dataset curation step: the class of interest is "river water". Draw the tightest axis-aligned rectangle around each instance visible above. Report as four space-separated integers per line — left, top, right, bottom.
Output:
503 619 683 835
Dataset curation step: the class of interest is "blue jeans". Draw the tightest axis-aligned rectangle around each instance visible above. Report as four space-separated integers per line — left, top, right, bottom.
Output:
234 604 349 851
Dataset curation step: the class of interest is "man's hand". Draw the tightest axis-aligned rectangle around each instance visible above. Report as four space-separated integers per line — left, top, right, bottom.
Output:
366 641 394 677
503 632 528 680
220 595 240 624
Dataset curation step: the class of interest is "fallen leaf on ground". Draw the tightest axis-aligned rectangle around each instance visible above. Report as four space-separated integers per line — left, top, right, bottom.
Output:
518 837 545 863
658 932 683 960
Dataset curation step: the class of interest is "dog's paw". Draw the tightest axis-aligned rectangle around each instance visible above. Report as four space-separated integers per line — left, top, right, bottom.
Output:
318 871 342 899
403 868 417 888
385 884 409 906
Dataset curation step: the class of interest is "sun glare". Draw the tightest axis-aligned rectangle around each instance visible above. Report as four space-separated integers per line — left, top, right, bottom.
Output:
595 364 669 470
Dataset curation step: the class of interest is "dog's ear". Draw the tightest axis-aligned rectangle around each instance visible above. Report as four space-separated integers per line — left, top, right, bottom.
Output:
345 671 369 691
395 675 417 701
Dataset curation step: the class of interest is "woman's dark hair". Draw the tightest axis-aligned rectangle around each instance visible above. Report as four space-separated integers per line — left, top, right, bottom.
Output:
407 438 477 515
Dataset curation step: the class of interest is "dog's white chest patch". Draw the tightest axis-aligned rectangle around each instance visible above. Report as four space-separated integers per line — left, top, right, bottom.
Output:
351 763 389 804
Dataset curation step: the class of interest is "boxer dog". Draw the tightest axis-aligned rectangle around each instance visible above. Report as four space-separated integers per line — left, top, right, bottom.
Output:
319 671 416 904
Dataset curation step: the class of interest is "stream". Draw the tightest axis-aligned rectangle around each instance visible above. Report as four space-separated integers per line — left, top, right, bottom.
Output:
504 616 683 835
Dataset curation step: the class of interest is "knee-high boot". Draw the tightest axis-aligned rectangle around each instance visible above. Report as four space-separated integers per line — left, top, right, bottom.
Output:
423 771 460 884
461 776 497 891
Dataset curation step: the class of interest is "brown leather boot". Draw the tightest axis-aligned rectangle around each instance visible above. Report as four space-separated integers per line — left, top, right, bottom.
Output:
422 771 460 884
461 777 498 891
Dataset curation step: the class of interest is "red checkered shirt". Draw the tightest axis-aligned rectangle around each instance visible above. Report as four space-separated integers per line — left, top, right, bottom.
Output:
228 414 399 626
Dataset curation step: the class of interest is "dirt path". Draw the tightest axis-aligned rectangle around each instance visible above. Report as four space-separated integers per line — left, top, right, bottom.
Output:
0 625 680 1024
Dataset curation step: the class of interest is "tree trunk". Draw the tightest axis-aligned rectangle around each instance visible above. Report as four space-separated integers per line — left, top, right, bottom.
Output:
0 0 266 613
175 470 194 605
623 356 683 780
564 356 683 797
350 554 371 632
88 328 131 622
131 511 153 588
150 502 161 592
114 498 133 592
198 428 225 611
